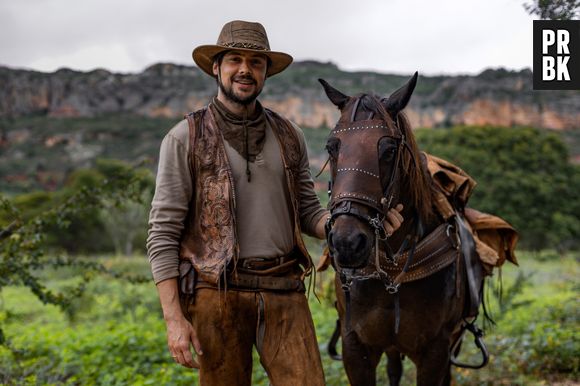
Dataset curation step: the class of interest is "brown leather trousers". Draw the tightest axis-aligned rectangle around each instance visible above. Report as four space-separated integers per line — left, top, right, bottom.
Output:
185 288 325 386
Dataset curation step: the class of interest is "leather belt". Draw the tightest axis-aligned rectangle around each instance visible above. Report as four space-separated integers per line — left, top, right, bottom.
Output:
227 272 305 292
194 250 305 292
239 254 294 271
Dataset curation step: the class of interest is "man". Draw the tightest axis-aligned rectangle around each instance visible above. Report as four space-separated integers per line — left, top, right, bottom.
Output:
147 20 403 385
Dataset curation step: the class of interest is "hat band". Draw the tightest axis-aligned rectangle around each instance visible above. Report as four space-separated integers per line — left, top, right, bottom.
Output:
222 42 268 51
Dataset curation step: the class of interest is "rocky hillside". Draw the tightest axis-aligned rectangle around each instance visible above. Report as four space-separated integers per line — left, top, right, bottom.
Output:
1 62 579 130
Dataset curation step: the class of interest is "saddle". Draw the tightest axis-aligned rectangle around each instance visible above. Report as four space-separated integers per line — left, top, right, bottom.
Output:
317 152 518 317
423 152 518 274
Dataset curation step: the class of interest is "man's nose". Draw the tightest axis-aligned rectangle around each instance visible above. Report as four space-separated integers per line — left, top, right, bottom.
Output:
238 59 251 74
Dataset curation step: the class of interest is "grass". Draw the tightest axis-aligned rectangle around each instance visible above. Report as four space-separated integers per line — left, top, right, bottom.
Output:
0 251 578 385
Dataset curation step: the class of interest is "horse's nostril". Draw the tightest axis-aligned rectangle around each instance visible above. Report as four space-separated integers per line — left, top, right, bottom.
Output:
354 233 367 252
328 230 335 249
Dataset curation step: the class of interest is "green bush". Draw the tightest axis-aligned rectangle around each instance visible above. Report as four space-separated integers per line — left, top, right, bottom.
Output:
1 252 577 385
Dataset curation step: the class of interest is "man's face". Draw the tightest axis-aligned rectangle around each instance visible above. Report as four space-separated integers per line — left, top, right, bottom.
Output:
213 50 268 106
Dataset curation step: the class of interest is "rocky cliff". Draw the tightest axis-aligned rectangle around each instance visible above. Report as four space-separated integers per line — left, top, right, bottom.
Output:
1 62 578 130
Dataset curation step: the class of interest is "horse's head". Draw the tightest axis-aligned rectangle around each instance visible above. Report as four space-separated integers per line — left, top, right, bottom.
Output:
320 73 433 269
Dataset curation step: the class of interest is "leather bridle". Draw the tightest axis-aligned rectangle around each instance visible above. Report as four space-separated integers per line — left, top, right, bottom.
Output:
325 95 422 331
325 95 417 264
325 113 404 238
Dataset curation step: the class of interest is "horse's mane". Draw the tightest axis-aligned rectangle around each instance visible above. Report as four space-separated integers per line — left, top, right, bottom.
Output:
362 94 434 222
395 112 434 222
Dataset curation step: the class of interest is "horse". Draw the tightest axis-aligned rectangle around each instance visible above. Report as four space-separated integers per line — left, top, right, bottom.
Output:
319 73 486 386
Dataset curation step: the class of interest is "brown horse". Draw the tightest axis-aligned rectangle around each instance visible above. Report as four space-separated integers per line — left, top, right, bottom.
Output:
320 74 484 386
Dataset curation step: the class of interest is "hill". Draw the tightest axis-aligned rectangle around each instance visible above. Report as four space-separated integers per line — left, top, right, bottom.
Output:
1 62 579 193
1 62 579 130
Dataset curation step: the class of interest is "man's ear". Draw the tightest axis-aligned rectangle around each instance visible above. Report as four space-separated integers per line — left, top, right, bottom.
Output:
212 62 219 77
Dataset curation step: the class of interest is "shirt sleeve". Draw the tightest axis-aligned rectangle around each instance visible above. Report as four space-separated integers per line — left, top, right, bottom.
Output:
146 120 193 284
291 122 329 237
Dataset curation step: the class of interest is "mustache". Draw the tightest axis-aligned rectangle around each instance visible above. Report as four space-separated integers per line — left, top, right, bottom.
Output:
233 75 256 84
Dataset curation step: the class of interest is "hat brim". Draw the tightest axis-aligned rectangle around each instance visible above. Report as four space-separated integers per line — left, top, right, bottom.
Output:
192 45 293 78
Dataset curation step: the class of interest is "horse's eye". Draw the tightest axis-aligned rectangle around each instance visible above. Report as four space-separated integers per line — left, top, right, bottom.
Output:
378 138 397 160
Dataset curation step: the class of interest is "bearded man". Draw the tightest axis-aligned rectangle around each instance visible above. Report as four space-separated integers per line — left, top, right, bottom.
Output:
147 20 404 386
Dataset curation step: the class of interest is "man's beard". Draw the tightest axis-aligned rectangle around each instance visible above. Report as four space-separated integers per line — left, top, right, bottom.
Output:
218 74 263 106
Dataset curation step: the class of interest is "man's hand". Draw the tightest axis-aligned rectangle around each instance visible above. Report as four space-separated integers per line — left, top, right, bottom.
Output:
166 316 203 369
157 278 203 369
383 203 404 237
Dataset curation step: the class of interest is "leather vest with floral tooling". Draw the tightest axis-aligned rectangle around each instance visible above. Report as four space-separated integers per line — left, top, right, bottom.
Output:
179 104 313 284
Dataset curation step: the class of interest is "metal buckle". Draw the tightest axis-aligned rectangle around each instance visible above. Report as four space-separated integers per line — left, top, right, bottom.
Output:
446 224 461 250
386 283 400 294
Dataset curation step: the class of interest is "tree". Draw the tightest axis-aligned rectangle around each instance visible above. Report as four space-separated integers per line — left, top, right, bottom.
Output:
523 0 580 20
101 190 151 256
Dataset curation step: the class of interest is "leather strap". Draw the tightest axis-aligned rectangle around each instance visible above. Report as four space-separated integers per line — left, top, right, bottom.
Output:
195 271 305 292
456 214 484 317
378 222 459 284
239 254 296 272
227 272 305 292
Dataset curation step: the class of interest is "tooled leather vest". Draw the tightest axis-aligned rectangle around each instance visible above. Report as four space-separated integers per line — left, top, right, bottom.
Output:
179 104 313 284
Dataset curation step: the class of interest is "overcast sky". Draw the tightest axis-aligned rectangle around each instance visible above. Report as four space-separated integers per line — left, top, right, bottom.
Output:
0 0 535 76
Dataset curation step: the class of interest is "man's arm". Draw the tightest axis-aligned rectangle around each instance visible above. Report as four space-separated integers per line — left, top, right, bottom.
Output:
147 120 202 368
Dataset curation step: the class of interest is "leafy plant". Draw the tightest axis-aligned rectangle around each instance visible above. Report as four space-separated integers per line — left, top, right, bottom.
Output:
0 161 152 344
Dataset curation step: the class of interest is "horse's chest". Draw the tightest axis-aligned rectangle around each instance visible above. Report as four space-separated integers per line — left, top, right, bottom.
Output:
349 288 436 350
350 292 398 346
352 307 393 346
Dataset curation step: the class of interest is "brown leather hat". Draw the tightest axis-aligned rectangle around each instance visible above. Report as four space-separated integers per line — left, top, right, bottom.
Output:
192 20 293 78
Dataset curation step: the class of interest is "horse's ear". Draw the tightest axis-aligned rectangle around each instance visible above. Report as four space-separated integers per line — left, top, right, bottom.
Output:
384 71 418 116
318 78 350 110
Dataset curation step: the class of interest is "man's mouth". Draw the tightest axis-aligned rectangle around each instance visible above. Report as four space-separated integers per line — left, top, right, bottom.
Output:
234 77 256 85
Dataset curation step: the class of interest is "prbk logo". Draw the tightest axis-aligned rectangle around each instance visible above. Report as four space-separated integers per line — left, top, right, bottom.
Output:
533 20 580 90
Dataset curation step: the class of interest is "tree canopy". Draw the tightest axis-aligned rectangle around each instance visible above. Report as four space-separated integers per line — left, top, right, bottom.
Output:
523 0 580 20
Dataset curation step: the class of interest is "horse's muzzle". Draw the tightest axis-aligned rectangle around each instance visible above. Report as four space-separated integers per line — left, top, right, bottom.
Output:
328 226 371 268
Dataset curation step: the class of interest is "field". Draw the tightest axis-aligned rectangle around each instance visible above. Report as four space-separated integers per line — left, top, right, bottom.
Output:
0 250 578 385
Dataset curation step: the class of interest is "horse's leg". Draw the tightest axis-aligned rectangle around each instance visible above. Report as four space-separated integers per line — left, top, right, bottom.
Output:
342 331 383 386
415 340 452 386
442 368 452 386
385 349 403 386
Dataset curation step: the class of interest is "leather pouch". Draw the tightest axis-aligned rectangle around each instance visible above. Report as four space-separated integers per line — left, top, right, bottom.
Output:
178 259 196 305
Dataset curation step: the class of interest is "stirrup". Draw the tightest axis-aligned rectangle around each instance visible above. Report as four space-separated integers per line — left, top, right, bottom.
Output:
450 319 489 369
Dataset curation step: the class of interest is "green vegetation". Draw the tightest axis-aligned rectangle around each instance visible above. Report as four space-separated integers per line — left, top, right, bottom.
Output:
0 159 153 348
0 252 577 385
0 159 154 255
